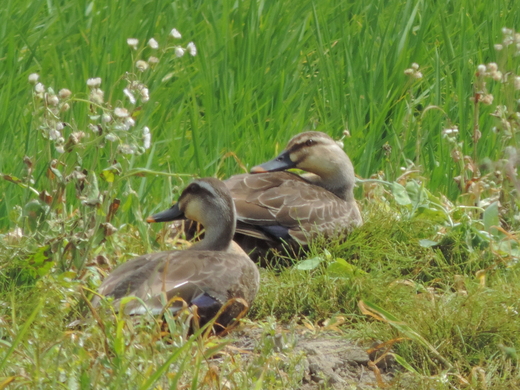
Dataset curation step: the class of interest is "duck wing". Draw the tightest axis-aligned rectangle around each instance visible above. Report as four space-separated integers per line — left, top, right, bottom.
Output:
94 250 259 318
226 172 361 244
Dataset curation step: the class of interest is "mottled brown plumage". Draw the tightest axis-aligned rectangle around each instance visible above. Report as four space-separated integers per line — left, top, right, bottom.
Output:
92 178 260 329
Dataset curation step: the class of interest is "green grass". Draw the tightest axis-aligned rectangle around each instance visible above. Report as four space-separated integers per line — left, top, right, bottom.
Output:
2 0 520 388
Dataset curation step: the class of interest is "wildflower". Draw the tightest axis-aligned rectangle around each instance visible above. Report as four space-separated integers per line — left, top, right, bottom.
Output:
114 107 129 118
494 44 503 51
86 78 102 88
139 87 150 102
105 133 117 142
102 113 112 123
61 103 70 112
442 127 459 138
55 145 65 154
123 88 136 105
170 28 182 39
411 63 419 70
187 41 197 56
491 71 502 81
28 73 39 84
480 94 494 105
477 64 486 75
49 129 61 140
127 38 139 50
414 72 423 79
34 83 45 93
118 144 136 154
135 60 149 72
175 47 185 57
502 27 513 35
404 68 414 76
89 88 104 104
89 124 100 134
142 126 151 149
124 117 135 130
488 62 498 72
148 56 159 64
47 94 60 106
56 122 64 131
514 76 520 90
148 38 159 49
58 88 72 99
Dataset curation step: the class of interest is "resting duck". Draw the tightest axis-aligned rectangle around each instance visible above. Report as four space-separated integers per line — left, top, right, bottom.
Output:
155 131 362 262
227 131 362 259
92 178 260 331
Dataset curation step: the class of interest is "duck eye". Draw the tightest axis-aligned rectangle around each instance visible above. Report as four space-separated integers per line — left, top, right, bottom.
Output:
305 139 314 146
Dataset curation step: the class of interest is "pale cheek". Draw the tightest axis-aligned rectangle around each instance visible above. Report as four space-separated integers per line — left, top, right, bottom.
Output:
184 201 204 222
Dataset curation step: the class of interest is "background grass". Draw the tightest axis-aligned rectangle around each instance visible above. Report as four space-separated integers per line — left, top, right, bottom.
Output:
2 0 520 388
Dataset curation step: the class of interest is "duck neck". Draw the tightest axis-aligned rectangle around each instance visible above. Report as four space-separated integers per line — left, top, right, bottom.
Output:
303 156 356 202
189 212 236 252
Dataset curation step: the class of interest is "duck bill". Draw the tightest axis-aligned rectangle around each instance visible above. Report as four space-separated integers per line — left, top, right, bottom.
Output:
146 203 184 223
250 150 295 173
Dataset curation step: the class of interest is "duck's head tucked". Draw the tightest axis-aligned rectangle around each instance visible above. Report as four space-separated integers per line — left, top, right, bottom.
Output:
147 178 236 251
250 131 356 201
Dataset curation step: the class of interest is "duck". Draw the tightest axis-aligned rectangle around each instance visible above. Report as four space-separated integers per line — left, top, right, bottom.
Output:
227 131 362 259
92 178 260 331
155 131 362 262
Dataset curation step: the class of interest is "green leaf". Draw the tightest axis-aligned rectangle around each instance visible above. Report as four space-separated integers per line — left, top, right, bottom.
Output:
483 201 499 236
418 239 438 248
327 258 366 278
393 353 419 373
392 182 412 206
294 257 324 270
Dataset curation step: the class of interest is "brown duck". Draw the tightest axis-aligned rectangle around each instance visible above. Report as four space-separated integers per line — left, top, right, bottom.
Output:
92 178 260 330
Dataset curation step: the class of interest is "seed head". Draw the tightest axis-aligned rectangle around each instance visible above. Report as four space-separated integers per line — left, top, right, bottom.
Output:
61 103 70 112
59 88 72 99
411 63 419 70
34 83 45 94
187 41 197 56
102 113 112 123
414 71 423 79
175 47 185 57
136 60 149 72
488 62 498 72
170 28 182 39
480 94 494 105
47 94 60 106
148 56 159 64
87 78 102 88
114 107 129 118
89 88 104 104
28 73 40 84
148 38 159 49
127 38 139 50
105 133 117 142
123 88 136 105
477 64 486 75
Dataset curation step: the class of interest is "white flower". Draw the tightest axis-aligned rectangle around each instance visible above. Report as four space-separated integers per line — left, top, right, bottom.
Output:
502 27 513 35
170 28 182 39
494 44 504 51
488 62 498 72
87 77 102 88
142 126 151 149
514 76 520 90
89 124 100 134
139 87 150 102
48 94 60 106
175 47 185 57
127 38 139 50
118 144 136 154
61 103 70 112
187 41 197 56
477 64 486 74
56 122 64 131
404 68 414 76
49 129 61 140
58 88 71 99
123 88 136 105
413 71 423 79
411 62 419 70
492 71 503 81
55 146 65 154
34 83 45 93
148 56 159 64
124 117 135 129
102 113 112 123
114 107 129 118
28 73 39 84
105 133 118 142
89 88 104 104
135 60 149 72
148 38 159 49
